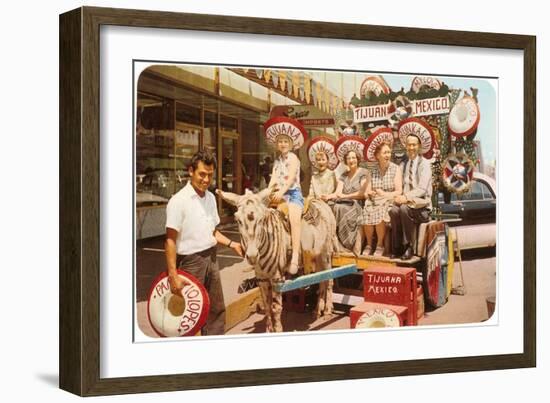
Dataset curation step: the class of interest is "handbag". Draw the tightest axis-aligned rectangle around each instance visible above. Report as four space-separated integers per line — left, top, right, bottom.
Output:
407 197 429 209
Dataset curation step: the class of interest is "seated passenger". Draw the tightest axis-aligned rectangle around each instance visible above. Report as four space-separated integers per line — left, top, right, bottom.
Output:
324 136 368 255
264 117 307 275
362 141 402 256
307 136 338 200
389 133 432 260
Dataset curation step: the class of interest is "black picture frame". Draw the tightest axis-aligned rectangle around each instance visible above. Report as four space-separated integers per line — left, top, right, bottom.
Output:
59 6 536 396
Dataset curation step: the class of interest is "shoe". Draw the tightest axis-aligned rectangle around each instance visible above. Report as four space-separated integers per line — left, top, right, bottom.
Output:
401 246 413 261
373 246 384 257
390 247 402 259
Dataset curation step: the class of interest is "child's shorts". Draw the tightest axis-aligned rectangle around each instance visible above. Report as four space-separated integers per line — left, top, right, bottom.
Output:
284 187 304 209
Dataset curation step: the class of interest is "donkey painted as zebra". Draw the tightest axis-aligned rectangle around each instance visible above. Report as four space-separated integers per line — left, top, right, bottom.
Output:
217 187 338 332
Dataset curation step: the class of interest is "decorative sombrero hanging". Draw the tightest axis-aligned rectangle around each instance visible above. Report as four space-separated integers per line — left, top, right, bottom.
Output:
363 127 394 162
307 136 338 170
441 153 475 194
147 270 210 337
398 117 436 156
410 76 443 93
355 308 402 328
263 116 308 150
359 75 391 97
335 135 366 164
448 96 480 137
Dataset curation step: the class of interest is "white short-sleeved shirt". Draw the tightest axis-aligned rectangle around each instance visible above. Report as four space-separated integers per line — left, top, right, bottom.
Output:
165 183 220 255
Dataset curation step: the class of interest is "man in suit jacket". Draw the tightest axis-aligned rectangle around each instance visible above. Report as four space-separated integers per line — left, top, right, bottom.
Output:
389 134 432 260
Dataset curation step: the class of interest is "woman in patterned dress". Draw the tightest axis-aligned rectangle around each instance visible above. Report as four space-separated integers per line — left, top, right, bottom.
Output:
362 142 402 256
325 148 368 254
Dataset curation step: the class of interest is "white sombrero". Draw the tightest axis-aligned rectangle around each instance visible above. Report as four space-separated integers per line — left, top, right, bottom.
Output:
147 270 210 337
356 308 401 328
307 136 338 170
263 116 308 150
335 135 366 164
363 127 394 162
448 96 480 137
359 75 391 97
442 153 475 194
398 117 436 156
410 76 443 93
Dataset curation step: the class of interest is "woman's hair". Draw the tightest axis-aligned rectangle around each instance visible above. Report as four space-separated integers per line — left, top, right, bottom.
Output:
276 134 293 143
344 149 361 165
315 150 329 160
374 141 393 158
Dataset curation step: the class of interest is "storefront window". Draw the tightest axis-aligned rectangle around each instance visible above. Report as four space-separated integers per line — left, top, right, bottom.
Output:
220 114 238 133
173 102 200 196
242 119 272 191
220 135 239 216
175 102 201 126
204 109 218 190
136 95 175 206
203 109 217 154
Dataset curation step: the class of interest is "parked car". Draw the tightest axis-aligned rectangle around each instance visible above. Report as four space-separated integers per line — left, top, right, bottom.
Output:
137 169 187 200
438 172 496 250
136 192 168 207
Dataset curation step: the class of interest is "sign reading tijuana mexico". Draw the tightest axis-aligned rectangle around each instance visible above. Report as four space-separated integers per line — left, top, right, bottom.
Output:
412 96 450 116
353 102 391 123
353 97 449 123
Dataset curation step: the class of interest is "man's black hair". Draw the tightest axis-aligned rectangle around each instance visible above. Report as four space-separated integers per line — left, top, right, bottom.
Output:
189 149 217 171
406 133 421 145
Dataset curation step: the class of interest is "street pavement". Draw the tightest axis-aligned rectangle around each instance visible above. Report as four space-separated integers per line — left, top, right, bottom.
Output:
136 233 496 337
224 255 496 334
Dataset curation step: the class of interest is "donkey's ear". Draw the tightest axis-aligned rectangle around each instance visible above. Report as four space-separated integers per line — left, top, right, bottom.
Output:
257 186 275 205
216 189 241 206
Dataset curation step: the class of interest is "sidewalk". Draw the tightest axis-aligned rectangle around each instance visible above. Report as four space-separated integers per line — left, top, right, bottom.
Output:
136 255 496 338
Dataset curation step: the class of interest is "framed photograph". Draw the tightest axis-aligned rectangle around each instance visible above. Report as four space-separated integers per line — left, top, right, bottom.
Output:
60 6 536 396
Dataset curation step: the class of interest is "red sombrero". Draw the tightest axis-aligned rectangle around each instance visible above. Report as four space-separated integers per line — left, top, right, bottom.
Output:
147 270 210 337
355 308 402 328
363 127 394 162
398 117 436 156
335 135 367 164
359 75 391 97
263 116 308 150
307 136 338 170
448 96 480 137
410 76 443 93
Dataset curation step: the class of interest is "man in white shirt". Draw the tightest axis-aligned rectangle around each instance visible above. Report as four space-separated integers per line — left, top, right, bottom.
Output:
389 134 432 260
165 150 243 335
